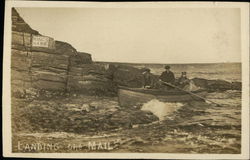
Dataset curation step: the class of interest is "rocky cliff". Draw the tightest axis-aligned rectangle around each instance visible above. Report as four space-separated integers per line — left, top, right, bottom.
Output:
11 8 115 98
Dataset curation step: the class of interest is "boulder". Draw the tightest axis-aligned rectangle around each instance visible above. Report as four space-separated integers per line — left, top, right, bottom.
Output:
107 64 145 88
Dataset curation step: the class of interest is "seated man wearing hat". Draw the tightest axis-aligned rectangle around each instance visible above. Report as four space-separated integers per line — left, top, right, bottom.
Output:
142 68 156 89
177 72 190 88
159 65 176 87
177 72 200 91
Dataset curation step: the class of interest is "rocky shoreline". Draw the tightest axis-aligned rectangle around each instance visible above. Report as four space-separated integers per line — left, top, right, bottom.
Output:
10 8 241 154
11 8 241 135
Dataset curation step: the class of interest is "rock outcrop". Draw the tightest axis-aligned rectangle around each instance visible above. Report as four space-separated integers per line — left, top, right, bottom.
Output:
106 64 146 88
11 8 115 98
192 78 241 91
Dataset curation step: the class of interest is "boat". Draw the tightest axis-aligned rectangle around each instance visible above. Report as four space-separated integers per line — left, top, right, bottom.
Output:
118 86 207 107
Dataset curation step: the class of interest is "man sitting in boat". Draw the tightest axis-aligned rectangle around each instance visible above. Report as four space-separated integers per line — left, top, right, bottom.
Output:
177 72 190 87
177 72 200 91
159 65 175 84
142 68 156 89
159 65 176 90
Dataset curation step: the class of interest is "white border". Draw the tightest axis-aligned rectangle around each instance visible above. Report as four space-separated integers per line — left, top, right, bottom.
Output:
3 1 249 159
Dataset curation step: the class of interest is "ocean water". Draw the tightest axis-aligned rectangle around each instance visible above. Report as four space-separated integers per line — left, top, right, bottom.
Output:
114 62 242 153
128 62 241 82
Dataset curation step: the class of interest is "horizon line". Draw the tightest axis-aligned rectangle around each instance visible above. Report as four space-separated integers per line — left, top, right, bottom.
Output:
94 61 241 65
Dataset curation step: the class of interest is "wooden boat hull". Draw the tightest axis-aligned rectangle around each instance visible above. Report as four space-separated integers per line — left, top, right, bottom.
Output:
118 86 207 107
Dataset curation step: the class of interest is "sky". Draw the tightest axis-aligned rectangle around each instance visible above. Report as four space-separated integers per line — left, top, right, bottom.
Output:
16 7 241 64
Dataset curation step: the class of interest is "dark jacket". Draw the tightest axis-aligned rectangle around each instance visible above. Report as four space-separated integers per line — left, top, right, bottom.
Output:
143 72 155 88
159 71 175 84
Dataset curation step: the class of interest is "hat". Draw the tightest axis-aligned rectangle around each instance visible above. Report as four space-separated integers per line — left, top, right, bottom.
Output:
165 65 170 69
145 68 150 72
143 68 150 72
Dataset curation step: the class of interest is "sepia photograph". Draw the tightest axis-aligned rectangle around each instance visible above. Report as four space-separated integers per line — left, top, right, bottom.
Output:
2 1 249 159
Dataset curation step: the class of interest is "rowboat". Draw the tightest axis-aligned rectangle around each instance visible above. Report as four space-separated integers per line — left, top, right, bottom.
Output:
118 86 207 107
